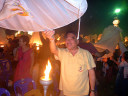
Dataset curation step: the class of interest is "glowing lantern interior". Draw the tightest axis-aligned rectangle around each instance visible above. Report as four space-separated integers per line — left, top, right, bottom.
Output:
29 32 43 46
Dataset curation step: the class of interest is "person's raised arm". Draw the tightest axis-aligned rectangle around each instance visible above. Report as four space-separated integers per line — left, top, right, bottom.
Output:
44 30 58 57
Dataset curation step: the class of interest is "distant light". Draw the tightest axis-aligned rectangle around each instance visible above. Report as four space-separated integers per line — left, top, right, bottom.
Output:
115 9 121 14
113 19 120 27
0 45 4 48
57 37 60 41
28 31 33 35
15 31 21 37
36 46 40 50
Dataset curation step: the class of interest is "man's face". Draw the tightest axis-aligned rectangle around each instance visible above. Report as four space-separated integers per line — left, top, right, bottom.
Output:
65 33 79 50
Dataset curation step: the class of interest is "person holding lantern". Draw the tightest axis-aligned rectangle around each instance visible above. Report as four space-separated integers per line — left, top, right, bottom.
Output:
78 37 110 58
44 30 96 96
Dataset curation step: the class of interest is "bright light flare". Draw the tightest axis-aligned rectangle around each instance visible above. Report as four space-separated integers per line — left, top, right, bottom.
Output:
0 45 4 47
57 37 60 41
36 46 39 50
28 31 33 35
115 9 121 13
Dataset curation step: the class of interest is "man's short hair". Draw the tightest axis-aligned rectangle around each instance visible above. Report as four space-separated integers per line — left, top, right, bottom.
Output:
64 31 77 38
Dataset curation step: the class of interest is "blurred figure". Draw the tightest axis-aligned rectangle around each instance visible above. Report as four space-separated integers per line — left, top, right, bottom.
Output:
78 37 110 58
32 57 40 86
12 37 19 57
14 35 34 82
115 51 128 96
0 48 12 88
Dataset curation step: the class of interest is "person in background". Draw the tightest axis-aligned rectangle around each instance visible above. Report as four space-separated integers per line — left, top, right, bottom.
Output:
115 51 128 96
44 30 96 96
12 37 19 57
0 47 12 88
14 35 34 82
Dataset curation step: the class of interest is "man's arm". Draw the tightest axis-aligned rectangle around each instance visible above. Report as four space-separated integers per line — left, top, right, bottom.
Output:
88 68 96 96
44 30 58 56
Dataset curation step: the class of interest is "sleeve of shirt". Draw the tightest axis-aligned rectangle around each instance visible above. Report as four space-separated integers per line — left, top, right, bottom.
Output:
54 48 64 61
85 51 96 70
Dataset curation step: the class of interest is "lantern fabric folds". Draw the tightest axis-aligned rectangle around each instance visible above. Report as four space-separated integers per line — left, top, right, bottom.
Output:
0 0 87 31
94 25 122 58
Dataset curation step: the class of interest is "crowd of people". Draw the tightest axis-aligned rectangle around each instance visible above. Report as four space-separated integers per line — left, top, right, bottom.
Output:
0 31 128 96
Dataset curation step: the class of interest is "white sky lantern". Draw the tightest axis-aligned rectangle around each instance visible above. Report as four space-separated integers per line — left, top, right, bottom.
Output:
0 0 87 32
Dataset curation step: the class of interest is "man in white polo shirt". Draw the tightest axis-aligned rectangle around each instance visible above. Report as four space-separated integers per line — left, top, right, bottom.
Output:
44 30 96 96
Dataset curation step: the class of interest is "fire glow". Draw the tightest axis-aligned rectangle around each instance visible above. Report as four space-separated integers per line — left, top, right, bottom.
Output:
41 60 52 81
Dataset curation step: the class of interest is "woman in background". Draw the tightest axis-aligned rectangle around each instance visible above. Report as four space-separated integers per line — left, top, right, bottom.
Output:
14 35 34 82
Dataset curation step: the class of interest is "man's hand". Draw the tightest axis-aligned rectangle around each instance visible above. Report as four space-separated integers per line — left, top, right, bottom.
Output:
43 30 58 56
90 91 95 96
43 30 55 41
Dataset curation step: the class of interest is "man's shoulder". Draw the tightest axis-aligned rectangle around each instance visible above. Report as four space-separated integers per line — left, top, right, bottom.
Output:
57 47 67 53
79 47 91 54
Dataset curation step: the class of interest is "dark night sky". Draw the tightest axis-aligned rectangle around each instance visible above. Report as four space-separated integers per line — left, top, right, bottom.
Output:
56 0 128 37
82 0 128 36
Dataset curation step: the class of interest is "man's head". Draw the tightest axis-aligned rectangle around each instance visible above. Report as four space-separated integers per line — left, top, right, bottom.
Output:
64 31 79 50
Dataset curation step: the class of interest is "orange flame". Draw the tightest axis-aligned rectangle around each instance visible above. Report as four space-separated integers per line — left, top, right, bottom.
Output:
42 60 52 81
